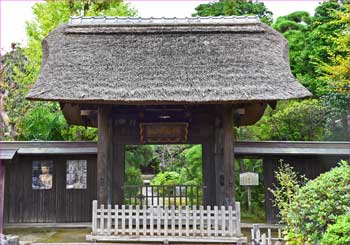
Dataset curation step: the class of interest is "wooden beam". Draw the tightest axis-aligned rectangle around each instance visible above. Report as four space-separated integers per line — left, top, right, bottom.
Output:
80 110 97 116
0 160 5 233
97 105 114 204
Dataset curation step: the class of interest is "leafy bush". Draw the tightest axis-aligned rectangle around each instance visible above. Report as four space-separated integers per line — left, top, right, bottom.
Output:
19 102 67 140
125 166 143 186
271 160 350 244
321 215 350 244
151 171 181 196
125 166 143 198
151 171 180 186
269 161 305 228
179 145 202 185
125 145 155 168
289 161 350 244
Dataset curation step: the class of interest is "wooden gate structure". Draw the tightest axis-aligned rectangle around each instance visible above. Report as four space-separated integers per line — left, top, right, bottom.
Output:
5 15 312 241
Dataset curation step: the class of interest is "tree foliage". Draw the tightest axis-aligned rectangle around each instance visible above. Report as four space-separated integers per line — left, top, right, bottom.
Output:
192 0 273 25
317 4 350 140
125 145 155 169
240 100 328 141
0 0 136 141
239 1 350 142
273 1 347 96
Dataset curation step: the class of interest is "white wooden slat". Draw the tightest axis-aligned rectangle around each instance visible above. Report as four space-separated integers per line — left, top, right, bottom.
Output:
261 233 266 245
221 206 225 237
164 206 168 236
92 200 98 235
214 206 219 237
121 205 126 235
251 227 255 243
157 206 161 236
100 204 105 234
143 205 147 236
200 206 204 237
207 206 211 237
193 206 197 237
128 206 132 236
171 206 175 236
178 206 182 236
185 206 189 237
268 228 272 244
107 204 112 235
278 228 282 239
114 205 119 235
136 205 140 236
235 202 240 236
150 206 154 236
229 206 233 237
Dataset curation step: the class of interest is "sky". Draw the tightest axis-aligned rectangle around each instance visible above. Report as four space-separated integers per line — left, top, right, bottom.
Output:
0 0 324 54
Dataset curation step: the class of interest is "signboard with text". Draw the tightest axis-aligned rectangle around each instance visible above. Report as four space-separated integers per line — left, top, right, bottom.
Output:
240 172 259 186
140 122 189 144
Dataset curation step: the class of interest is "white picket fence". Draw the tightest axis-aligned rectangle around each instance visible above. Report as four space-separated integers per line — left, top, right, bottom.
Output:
251 224 285 245
87 200 247 243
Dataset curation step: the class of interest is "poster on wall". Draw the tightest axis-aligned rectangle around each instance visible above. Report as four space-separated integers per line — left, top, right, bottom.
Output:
66 160 87 189
32 160 54 189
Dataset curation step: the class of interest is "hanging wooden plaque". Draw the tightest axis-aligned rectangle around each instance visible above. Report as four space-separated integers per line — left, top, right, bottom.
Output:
140 122 189 143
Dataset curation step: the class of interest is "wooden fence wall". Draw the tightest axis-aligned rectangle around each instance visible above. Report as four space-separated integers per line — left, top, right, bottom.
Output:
4 155 97 223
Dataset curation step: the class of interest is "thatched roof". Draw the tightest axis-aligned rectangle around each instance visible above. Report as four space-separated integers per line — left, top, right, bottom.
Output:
27 16 311 105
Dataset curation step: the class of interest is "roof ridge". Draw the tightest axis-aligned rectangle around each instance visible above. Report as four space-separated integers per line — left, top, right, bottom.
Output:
69 15 260 25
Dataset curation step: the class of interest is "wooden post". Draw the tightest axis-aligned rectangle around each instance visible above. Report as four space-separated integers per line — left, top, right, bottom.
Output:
0 160 5 234
210 105 235 206
113 144 125 205
97 105 114 205
213 109 224 206
202 142 217 205
222 105 235 206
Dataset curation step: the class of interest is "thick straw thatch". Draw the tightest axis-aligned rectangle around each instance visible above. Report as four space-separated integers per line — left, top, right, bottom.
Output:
27 16 311 105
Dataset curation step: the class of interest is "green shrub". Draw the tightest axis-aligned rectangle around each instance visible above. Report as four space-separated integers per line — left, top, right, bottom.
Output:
125 166 143 186
150 171 181 195
272 160 350 244
289 161 350 244
321 215 350 244
269 161 305 228
151 171 180 186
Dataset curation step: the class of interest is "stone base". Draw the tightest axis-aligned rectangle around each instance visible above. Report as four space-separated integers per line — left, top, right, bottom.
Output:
0 234 19 245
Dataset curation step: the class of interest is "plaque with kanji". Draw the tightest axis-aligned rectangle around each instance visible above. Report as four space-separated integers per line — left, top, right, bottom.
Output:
240 172 259 186
140 123 189 143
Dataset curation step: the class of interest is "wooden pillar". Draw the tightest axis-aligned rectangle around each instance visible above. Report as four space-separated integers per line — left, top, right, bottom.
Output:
211 105 235 206
0 160 5 233
202 142 216 205
213 111 225 205
112 143 125 205
222 105 235 206
97 105 115 205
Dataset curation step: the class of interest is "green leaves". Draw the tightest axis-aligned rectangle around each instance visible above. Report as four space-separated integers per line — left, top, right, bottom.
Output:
125 145 155 169
18 102 66 140
193 0 273 25
1 0 136 141
242 99 328 141
271 161 350 244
